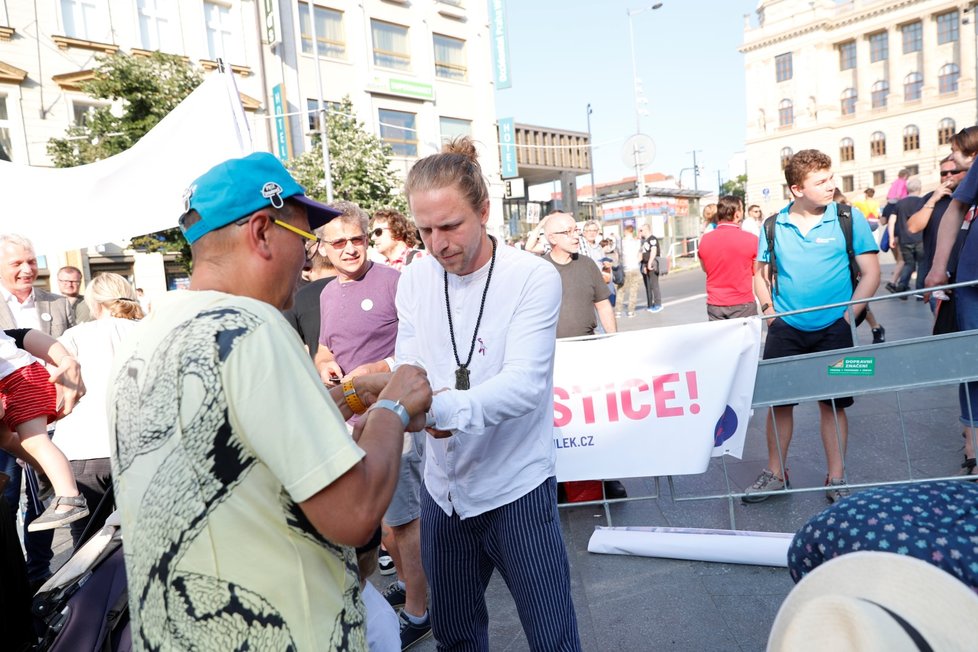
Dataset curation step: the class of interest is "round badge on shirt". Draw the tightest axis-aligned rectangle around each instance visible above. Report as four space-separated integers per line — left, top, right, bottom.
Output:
41 313 52 322
361 299 374 312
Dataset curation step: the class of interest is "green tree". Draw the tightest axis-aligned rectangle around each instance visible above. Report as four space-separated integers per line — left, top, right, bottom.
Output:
288 97 408 213
720 174 748 202
47 52 203 267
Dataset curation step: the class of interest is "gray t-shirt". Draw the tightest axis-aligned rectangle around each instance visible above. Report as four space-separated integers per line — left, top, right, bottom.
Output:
545 253 611 338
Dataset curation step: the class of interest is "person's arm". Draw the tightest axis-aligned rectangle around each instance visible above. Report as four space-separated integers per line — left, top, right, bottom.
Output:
313 342 343 387
846 252 881 319
299 364 432 545
22 329 85 416
907 191 946 235
925 198 967 288
595 299 617 333
753 261 775 316
523 215 550 255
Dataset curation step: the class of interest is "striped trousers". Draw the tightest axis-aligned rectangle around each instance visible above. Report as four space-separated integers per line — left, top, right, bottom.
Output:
420 476 581 652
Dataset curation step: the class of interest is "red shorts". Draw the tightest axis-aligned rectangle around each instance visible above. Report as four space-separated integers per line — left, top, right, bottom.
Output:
0 362 57 430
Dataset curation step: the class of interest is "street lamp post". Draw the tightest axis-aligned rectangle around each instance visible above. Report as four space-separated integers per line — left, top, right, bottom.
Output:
626 3 662 201
587 103 597 220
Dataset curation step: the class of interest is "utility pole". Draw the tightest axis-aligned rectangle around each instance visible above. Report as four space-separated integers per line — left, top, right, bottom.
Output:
587 103 597 220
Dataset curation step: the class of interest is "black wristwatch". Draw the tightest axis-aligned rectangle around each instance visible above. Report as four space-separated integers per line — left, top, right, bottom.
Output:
761 303 771 312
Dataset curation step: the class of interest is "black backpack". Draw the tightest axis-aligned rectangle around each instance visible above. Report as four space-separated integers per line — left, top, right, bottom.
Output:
763 202 860 297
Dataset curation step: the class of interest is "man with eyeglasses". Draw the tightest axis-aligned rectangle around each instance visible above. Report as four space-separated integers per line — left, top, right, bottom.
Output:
110 152 432 648
56 266 92 324
371 208 425 271
313 201 432 645
578 220 605 265
907 157 968 303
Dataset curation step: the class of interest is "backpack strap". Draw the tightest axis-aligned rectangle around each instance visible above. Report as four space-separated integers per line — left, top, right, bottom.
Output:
763 214 779 296
837 202 860 292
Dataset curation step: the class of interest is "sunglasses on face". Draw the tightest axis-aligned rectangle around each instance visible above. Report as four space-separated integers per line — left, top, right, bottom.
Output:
372 227 389 238
941 169 966 176
323 235 367 249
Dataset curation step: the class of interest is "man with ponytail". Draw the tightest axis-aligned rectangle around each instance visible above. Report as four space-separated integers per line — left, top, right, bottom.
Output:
398 138 582 651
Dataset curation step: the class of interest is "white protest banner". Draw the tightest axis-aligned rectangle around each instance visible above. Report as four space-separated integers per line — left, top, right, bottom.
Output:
553 318 761 481
0 72 252 254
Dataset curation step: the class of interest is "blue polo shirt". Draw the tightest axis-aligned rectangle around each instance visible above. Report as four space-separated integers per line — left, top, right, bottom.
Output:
758 202 878 331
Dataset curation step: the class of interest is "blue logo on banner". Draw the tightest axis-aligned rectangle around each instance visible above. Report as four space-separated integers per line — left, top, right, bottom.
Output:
713 405 738 447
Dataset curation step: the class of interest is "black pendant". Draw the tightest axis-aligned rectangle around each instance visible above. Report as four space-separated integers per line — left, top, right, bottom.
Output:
455 366 470 390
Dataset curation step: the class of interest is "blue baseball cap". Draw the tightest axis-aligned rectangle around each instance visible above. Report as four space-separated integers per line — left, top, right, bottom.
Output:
179 152 341 244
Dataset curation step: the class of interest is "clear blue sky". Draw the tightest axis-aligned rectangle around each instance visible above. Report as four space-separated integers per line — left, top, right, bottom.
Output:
494 0 758 193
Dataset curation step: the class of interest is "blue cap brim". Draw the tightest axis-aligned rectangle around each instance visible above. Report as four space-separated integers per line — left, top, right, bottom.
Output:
291 194 342 231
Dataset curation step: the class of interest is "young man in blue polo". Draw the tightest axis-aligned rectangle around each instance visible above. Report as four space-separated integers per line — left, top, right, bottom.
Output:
745 149 880 504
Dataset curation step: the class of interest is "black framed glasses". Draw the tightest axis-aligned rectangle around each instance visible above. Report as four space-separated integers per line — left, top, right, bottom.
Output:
551 228 580 237
372 227 389 238
941 169 966 176
323 235 367 249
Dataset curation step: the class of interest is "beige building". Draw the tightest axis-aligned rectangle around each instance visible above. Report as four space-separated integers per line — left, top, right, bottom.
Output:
0 0 498 293
741 0 976 213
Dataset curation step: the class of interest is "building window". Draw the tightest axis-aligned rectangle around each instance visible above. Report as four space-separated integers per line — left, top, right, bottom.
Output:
839 137 855 162
0 97 11 162
841 175 854 193
379 108 417 156
871 80 889 109
838 40 856 70
203 1 241 62
937 10 959 44
873 170 886 186
371 20 410 71
433 34 467 81
904 72 923 101
903 125 920 151
775 53 792 82
137 0 175 51
780 147 793 169
298 3 345 58
870 131 886 157
869 31 888 62
840 88 857 115
901 21 922 53
60 0 108 41
939 117 956 145
305 99 340 132
905 164 919 176
71 99 106 126
439 116 471 143
778 99 793 127
939 63 960 94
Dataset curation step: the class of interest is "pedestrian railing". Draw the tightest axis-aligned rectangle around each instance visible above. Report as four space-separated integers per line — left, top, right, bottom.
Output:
561 279 978 528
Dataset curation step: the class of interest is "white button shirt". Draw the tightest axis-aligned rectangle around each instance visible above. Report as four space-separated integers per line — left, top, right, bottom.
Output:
395 242 561 518
1 286 40 330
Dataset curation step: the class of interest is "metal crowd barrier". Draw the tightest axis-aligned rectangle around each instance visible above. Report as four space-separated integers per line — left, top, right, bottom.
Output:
561 279 978 528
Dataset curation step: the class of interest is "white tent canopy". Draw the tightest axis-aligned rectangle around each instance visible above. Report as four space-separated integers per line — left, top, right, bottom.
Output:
0 72 253 255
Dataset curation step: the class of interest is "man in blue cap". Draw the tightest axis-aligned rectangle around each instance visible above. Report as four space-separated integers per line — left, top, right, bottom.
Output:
108 152 432 650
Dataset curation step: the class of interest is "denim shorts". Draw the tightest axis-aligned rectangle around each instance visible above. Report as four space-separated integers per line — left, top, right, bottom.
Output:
384 431 425 526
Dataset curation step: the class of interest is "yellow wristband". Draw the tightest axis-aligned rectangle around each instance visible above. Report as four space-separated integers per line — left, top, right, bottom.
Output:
343 379 367 415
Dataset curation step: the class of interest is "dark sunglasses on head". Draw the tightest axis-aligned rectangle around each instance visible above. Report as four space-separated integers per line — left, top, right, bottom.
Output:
941 169 966 176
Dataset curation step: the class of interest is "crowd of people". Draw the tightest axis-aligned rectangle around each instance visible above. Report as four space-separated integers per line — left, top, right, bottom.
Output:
2 128 978 651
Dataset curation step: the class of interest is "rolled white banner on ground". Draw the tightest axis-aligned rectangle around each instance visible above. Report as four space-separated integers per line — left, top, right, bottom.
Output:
588 526 793 567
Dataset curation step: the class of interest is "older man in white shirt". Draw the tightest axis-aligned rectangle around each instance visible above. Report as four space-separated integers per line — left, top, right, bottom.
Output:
399 138 581 651
0 233 74 590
